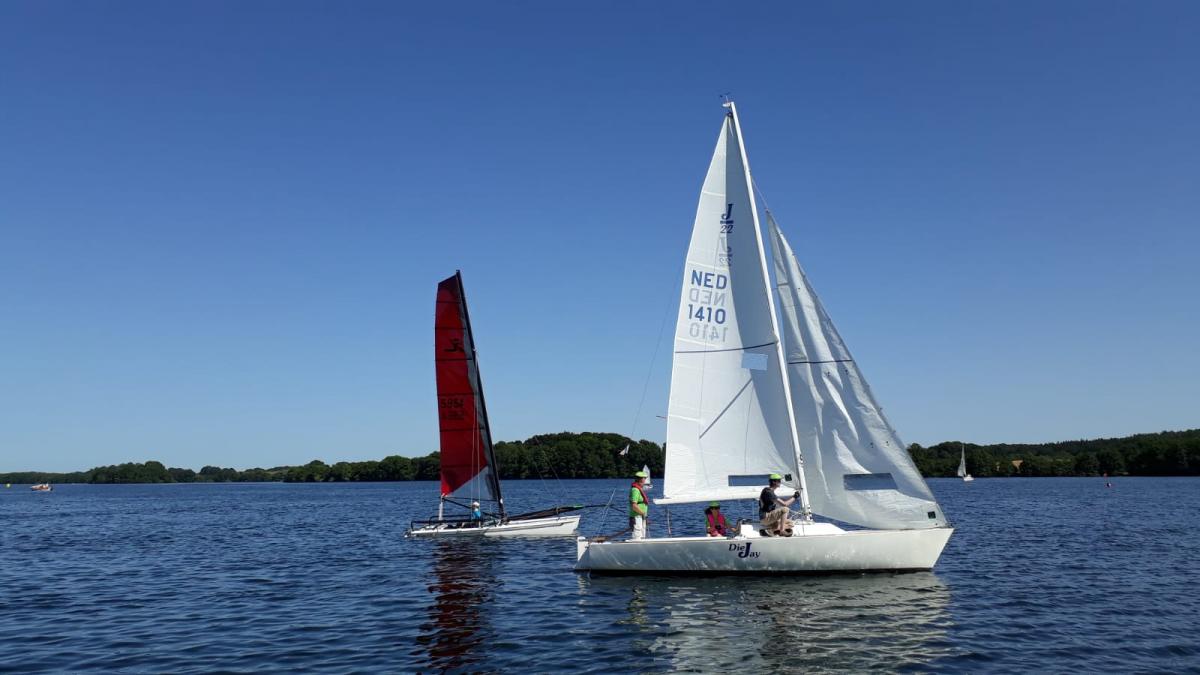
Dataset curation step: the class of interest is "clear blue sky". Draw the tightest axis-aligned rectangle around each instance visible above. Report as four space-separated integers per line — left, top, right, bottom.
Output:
2 2 1197 472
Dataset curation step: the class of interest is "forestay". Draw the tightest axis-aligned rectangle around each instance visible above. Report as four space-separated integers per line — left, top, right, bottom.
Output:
661 108 802 505
767 214 946 529
435 272 503 510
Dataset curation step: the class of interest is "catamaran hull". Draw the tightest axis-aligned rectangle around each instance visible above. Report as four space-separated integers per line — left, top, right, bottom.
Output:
575 527 953 574
407 514 581 539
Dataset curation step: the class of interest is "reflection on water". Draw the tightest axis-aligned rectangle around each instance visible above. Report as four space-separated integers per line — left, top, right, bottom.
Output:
414 540 500 672
585 573 956 672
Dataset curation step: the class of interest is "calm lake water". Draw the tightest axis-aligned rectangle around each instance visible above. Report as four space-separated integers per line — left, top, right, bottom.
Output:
2 477 1198 672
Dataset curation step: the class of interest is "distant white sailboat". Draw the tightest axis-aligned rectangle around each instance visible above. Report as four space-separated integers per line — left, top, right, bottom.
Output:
575 102 953 573
642 464 653 489
958 444 974 482
407 272 583 538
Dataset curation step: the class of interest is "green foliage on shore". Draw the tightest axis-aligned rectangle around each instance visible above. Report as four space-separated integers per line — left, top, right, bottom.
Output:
0 461 295 485
0 432 663 484
909 429 1200 477
276 432 661 483
3 429 1196 485
494 432 662 480
0 470 92 484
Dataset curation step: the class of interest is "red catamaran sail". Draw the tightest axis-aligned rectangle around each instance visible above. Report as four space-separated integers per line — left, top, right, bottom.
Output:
435 271 504 516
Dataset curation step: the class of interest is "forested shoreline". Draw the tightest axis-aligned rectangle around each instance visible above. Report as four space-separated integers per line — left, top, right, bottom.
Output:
908 428 1199 477
3 429 1197 484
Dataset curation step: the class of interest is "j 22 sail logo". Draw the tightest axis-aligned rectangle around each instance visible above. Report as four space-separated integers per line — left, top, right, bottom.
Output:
719 203 734 232
729 542 760 559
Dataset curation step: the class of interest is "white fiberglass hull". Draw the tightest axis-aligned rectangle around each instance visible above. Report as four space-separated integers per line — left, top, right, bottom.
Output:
575 524 953 574
407 514 580 539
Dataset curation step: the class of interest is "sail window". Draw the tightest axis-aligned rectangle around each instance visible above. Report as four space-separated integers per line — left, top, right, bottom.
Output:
728 473 792 486
842 473 898 491
741 353 768 371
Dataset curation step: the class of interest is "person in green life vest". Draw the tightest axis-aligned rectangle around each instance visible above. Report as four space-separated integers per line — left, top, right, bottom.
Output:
629 470 650 540
705 501 729 537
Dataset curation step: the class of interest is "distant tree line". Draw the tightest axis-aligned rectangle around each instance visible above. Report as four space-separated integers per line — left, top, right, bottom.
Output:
0 461 295 485
0 432 664 484
909 429 1200 477
3 429 1196 485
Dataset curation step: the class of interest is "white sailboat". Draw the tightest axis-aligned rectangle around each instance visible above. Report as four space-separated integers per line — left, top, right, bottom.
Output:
575 102 953 573
642 464 653 489
958 444 974 482
407 272 583 538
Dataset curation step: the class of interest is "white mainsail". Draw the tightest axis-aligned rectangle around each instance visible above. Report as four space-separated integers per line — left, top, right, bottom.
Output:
661 105 804 506
957 447 968 478
767 212 946 529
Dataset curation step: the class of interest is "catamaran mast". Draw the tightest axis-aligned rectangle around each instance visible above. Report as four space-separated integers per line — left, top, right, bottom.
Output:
724 101 813 518
456 270 506 519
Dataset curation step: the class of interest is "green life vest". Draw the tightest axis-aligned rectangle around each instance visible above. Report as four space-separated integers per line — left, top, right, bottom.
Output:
629 482 648 518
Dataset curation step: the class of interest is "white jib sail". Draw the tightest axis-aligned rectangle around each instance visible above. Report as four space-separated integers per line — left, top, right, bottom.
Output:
661 109 802 506
957 448 968 478
768 212 947 529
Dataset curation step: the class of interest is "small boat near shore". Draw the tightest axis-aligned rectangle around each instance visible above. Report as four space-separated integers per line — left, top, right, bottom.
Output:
406 272 583 538
31 483 52 492
958 444 974 482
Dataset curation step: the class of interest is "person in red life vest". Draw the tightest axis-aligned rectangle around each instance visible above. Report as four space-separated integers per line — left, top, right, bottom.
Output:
629 470 650 540
705 501 729 537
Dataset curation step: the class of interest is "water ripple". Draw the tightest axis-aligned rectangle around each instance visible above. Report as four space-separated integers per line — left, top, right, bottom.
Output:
1 479 1198 672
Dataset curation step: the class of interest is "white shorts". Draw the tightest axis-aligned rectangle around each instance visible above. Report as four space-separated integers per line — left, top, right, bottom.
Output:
630 515 646 540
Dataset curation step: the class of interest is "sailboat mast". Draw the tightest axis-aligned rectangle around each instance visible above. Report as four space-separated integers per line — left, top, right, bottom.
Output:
725 101 813 517
456 270 506 519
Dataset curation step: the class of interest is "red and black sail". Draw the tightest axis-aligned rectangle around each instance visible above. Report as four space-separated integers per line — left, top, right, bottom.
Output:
435 271 503 515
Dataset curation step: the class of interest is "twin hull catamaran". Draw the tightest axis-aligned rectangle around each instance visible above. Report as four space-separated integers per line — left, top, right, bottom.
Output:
575 103 954 573
406 272 582 538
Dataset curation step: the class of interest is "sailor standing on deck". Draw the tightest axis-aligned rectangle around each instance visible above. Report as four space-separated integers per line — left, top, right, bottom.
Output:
629 470 651 540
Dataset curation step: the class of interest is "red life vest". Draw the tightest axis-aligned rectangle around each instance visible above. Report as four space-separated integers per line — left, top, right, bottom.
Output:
706 509 727 535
